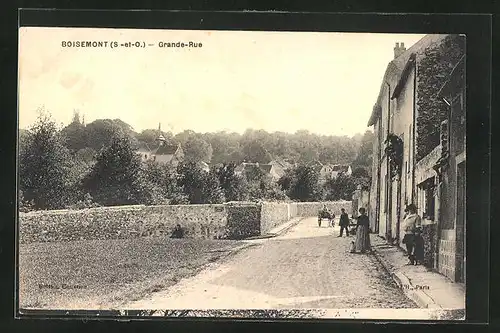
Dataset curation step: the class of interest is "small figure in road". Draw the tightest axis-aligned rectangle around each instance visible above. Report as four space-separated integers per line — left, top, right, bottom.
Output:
350 207 372 254
170 223 185 239
338 208 350 237
329 212 336 227
401 204 423 265
318 204 332 227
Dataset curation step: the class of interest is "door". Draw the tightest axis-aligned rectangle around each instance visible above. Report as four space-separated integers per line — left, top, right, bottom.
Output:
391 179 399 242
456 161 466 283
387 179 392 241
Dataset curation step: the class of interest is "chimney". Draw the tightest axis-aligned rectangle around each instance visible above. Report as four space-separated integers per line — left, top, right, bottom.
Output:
394 42 407 59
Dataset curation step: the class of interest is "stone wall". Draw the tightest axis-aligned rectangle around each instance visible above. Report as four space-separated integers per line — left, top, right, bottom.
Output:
19 204 229 244
288 203 298 220
225 203 261 240
438 229 456 281
19 200 351 244
422 223 437 268
295 201 351 218
261 202 295 234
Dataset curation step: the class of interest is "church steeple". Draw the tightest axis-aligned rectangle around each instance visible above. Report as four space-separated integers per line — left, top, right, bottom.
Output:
157 122 165 146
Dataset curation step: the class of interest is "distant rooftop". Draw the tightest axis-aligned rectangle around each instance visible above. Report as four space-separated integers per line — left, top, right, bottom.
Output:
154 144 179 155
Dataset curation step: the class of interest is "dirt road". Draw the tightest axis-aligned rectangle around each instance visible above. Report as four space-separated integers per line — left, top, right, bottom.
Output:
124 217 417 310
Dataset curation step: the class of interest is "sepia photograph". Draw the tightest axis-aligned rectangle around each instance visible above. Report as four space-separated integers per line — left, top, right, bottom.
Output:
17 27 466 320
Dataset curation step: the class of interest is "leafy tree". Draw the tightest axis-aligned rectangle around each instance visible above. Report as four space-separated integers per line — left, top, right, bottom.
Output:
248 174 287 201
177 161 225 204
227 149 245 164
244 164 266 183
285 165 321 202
61 111 87 151
142 159 188 204
242 141 272 163
215 163 249 202
323 173 357 201
203 168 226 204
136 129 175 147
83 136 159 206
353 130 374 169
183 136 213 163
19 111 76 210
75 147 97 164
352 167 370 178
206 132 241 164
84 119 137 151
174 130 198 146
277 174 293 193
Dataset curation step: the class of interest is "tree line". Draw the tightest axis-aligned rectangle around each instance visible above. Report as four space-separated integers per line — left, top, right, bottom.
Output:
18 110 373 211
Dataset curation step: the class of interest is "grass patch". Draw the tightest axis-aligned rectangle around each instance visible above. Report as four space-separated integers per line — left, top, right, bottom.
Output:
19 237 244 310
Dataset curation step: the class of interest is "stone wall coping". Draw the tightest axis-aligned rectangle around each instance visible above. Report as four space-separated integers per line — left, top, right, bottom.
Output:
19 200 353 217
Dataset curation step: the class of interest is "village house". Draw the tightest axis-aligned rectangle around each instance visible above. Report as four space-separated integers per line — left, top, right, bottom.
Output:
330 164 352 178
367 34 465 282
268 159 290 177
422 54 465 283
136 133 184 167
234 162 283 181
316 164 352 183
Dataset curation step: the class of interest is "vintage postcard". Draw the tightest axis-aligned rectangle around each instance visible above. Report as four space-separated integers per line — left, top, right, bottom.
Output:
17 27 466 320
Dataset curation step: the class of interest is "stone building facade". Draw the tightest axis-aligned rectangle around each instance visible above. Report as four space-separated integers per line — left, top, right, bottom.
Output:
434 55 466 283
367 34 465 283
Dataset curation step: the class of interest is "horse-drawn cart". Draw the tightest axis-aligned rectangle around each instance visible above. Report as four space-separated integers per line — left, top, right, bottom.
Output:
318 209 335 227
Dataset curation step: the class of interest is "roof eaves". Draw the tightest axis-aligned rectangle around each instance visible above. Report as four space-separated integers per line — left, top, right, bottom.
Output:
366 61 400 127
367 103 381 127
437 54 465 97
391 53 417 100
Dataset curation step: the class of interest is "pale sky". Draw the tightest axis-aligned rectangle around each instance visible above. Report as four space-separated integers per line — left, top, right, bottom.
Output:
18 27 425 136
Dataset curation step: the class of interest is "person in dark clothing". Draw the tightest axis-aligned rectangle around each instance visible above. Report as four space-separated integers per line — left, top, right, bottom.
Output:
338 208 350 237
413 227 425 265
351 208 371 253
170 223 185 239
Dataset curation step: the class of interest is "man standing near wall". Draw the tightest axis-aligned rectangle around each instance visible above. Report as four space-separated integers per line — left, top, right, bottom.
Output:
338 208 350 237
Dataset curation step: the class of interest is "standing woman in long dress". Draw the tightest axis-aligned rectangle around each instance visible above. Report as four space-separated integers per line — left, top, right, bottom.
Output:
351 207 372 254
